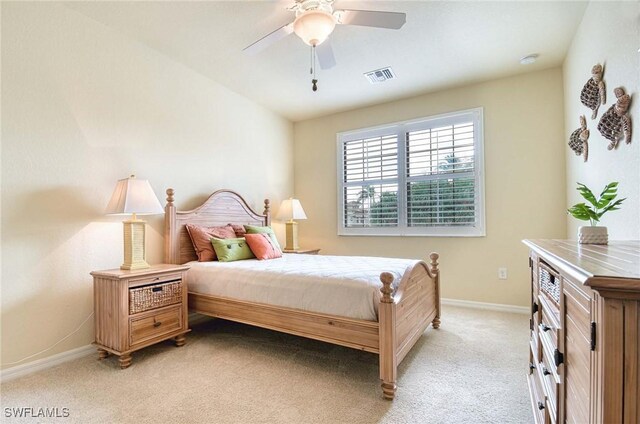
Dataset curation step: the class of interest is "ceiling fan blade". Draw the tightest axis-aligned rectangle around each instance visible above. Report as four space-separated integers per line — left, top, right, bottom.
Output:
243 22 294 55
337 9 406 30
316 40 336 70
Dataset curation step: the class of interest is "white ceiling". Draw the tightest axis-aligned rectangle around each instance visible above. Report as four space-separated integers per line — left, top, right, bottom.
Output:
65 1 588 122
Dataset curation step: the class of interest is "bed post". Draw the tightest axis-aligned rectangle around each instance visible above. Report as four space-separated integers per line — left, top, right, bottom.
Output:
164 188 178 264
379 271 397 400
263 199 271 226
430 252 441 329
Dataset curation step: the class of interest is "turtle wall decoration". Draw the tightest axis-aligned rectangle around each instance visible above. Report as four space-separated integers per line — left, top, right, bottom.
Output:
597 87 632 150
569 115 590 162
580 64 606 119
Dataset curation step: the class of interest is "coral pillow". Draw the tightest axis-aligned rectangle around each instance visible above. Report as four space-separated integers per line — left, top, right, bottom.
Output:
244 224 281 250
228 223 247 237
185 224 236 261
245 233 283 260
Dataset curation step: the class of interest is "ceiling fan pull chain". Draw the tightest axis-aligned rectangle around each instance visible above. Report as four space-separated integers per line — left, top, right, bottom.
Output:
311 45 318 92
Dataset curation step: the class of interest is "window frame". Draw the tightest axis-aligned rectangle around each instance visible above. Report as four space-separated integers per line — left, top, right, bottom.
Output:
336 107 485 237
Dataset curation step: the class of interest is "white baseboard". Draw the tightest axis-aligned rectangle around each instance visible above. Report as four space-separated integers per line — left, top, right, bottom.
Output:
1 344 95 383
442 297 529 314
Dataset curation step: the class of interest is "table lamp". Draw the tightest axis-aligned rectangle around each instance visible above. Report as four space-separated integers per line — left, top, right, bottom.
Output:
276 198 307 251
105 175 164 270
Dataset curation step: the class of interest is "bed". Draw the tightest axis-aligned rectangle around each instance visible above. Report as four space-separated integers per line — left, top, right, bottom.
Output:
164 188 441 399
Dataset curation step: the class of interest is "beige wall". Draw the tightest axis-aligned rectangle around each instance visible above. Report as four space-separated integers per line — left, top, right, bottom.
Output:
294 68 567 307
1 3 293 368
563 1 639 240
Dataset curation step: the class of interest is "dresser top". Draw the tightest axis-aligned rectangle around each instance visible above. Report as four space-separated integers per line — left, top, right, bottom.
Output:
523 239 640 290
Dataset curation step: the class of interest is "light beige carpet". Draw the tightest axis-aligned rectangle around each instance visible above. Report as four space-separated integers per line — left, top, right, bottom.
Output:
1 305 532 423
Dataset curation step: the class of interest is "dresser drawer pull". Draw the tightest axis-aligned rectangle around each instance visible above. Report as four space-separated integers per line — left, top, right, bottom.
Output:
554 348 564 366
541 324 551 332
532 302 539 314
542 367 551 376
152 286 163 292
529 362 536 371
153 321 162 328
537 401 545 410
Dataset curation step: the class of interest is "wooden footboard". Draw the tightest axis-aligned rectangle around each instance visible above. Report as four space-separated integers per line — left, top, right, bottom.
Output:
379 253 440 400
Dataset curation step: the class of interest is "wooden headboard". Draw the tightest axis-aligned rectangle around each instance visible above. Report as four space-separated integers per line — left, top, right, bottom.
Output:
164 188 271 264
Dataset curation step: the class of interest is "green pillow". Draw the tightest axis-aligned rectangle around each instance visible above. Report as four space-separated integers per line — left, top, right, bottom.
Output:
244 225 281 250
210 237 256 262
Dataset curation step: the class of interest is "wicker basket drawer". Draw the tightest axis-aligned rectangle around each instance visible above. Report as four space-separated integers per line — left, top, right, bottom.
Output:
539 263 560 305
129 279 182 314
129 306 182 346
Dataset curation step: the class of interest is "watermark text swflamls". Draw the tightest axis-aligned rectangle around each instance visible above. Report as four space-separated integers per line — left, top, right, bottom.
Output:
4 407 70 419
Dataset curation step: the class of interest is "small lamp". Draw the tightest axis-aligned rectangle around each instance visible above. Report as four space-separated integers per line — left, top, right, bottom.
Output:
105 175 164 270
276 198 307 251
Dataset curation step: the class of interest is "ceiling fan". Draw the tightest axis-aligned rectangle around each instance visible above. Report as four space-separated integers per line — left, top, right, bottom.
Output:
243 0 406 78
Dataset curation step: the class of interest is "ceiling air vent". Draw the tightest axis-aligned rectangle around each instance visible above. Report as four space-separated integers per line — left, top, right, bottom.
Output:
364 67 396 84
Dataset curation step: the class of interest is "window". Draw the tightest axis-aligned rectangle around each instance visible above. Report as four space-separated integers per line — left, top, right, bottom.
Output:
337 108 485 236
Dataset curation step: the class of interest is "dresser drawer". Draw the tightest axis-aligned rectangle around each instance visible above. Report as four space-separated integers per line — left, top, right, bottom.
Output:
129 305 183 346
527 363 549 424
539 348 560 423
539 302 559 350
531 315 541 361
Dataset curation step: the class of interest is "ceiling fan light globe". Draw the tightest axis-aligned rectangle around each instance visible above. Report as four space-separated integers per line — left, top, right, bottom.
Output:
293 9 336 46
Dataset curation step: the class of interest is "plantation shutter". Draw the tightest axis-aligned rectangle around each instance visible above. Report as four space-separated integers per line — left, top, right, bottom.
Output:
338 108 484 236
342 134 399 228
405 121 477 228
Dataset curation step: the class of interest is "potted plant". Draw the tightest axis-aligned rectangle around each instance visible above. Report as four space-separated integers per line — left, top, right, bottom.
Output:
567 182 625 244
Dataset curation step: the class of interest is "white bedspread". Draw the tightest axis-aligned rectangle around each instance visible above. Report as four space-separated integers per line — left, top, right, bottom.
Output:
187 254 419 321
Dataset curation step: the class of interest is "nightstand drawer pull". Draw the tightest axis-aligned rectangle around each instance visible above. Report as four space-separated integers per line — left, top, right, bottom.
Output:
153 321 162 328
152 286 163 293
537 401 545 410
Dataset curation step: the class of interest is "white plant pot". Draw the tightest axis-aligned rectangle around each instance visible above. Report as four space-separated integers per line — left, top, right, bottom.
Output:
578 226 608 245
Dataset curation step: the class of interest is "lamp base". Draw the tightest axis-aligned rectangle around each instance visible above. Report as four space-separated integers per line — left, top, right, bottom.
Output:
121 219 150 270
284 221 300 251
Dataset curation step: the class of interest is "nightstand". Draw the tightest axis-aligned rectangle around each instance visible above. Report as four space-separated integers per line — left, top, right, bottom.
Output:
91 264 190 369
283 248 320 255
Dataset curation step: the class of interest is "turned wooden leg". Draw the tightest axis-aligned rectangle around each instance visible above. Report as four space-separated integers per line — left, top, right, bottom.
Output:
118 353 132 369
175 334 186 347
432 317 441 329
97 348 109 360
381 381 397 400
379 272 398 401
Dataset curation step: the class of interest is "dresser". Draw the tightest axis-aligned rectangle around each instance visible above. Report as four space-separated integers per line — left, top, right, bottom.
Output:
91 264 190 368
523 240 640 424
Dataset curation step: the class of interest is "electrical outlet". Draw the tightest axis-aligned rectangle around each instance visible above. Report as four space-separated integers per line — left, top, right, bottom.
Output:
498 267 508 280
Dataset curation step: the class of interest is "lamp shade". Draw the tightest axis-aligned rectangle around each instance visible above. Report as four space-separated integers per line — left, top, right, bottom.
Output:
105 175 163 215
293 9 336 46
276 198 308 221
